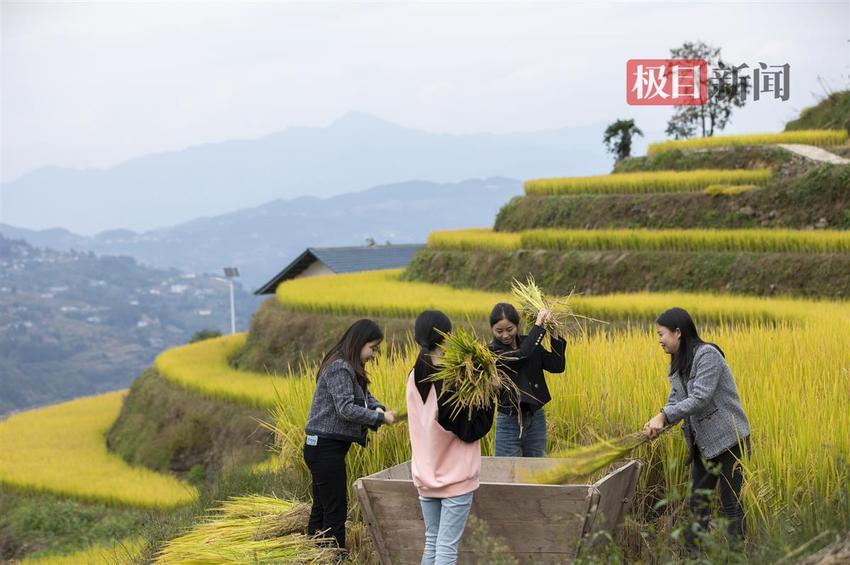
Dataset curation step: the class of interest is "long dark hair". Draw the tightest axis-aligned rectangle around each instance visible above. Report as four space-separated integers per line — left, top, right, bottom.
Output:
656 307 724 380
489 303 520 328
317 319 383 390
412 310 452 400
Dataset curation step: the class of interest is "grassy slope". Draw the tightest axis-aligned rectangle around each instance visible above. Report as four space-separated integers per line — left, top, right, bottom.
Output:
495 163 850 231
785 90 850 132
105 370 273 482
231 298 491 374
405 248 850 298
0 491 145 563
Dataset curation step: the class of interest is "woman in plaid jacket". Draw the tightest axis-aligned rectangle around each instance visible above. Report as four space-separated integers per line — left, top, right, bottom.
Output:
644 307 750 552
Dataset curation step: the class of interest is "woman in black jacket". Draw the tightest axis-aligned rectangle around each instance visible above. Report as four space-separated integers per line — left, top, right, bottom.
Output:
489 303 566 457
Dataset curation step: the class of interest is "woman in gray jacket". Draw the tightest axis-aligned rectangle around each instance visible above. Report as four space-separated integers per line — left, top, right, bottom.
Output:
644 307 750 552
304 319 397 550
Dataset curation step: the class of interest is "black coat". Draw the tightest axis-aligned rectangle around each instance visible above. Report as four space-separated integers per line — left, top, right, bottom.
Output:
490 324 567 413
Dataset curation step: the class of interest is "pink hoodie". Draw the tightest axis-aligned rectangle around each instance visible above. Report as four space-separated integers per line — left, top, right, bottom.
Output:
406 370 481 498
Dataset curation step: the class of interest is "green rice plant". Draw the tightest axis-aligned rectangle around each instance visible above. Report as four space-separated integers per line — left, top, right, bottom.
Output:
424 326 513 419
20 537 144 565
0 392 197 508
647 129 849 156
427 228 850 254
154 495 338 564
524 168 772 195
703 183 762 196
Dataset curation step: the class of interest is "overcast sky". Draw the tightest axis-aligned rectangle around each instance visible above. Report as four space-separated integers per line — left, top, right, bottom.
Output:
2 1 848 182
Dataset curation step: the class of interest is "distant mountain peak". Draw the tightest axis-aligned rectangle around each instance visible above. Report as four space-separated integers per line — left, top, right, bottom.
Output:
329 111 404 131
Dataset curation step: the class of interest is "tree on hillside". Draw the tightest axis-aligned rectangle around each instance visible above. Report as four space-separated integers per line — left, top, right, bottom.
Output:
603 119 644 163
665 41 750 139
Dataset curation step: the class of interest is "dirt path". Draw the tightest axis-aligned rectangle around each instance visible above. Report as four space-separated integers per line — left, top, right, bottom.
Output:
777 144 850 164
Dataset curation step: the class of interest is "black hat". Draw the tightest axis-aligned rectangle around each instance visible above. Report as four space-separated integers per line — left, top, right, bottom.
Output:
414 310 452 350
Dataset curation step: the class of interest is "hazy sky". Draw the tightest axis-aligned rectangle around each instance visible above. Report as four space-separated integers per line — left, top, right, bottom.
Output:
2 1 848 182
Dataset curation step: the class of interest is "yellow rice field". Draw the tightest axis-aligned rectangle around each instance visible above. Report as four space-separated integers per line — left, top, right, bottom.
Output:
148 321 850 539
0 392 197 508
151 277 850 539
647 129 849 156
428 227 850 254
273 269 841 324
264 319 850 540
524 168 771 195
155 334 283 408
20 538 143 565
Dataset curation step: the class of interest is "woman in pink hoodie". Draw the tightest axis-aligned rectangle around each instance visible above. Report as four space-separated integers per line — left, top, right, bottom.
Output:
406 310 495 565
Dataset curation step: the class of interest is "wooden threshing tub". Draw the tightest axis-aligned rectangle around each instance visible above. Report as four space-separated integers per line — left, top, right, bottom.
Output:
354 456 642 564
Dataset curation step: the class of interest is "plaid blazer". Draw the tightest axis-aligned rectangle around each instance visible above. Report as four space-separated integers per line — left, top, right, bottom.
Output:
661 344 750 460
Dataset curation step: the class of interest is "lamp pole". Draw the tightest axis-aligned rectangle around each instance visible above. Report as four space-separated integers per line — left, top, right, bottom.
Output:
214 267 240 334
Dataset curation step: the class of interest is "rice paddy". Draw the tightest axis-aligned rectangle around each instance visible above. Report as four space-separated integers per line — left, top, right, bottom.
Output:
131 267 850 545
427 227 850 254
261 314 850 541
154 333 284 408
273 269 841 324
524 168 771 195
0 391 197 508
647 129 849 156
19 537 144 565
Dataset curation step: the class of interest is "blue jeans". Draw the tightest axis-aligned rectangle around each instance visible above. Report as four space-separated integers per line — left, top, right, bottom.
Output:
419 491 474 565
494 409 547 457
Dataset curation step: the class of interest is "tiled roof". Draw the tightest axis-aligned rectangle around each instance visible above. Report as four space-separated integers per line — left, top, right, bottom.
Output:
254 244 424 295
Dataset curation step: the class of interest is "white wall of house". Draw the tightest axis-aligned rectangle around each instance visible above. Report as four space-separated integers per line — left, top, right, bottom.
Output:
298 260 335 278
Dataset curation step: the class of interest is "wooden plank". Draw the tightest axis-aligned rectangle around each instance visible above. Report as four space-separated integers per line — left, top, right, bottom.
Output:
590 460 641 534
378 518 587 553
359 479 422 522
473 483 592 521
360 460 410 481
354 479 394 565
576 488 601 557
390 549 584 564
479 456 577 484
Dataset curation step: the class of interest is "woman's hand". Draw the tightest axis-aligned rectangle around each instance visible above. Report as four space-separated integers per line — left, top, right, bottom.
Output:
382 410 396 425
536 308 552 326
643 412 666 439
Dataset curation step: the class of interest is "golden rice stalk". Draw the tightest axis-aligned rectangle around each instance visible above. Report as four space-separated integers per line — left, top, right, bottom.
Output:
703 183 762 196
511 275 606 340
517 429 670 484
425 326 516 419
154 495 339 564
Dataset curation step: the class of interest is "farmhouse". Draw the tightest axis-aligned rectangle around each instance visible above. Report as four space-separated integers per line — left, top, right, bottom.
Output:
254 243 423 295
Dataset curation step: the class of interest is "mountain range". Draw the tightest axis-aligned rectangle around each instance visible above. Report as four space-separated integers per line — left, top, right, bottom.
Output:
1 176 525 289
1 112 613 235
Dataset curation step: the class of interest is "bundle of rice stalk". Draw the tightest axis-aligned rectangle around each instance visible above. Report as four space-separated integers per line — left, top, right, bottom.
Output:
425 326 516 420
155 494 339 564
511 275 605 341
517 429 668 484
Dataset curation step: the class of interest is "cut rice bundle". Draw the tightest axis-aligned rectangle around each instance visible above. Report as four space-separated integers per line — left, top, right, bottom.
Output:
425 326 516 419
155 495 339 564
511 275 606 341
517 429 670 484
